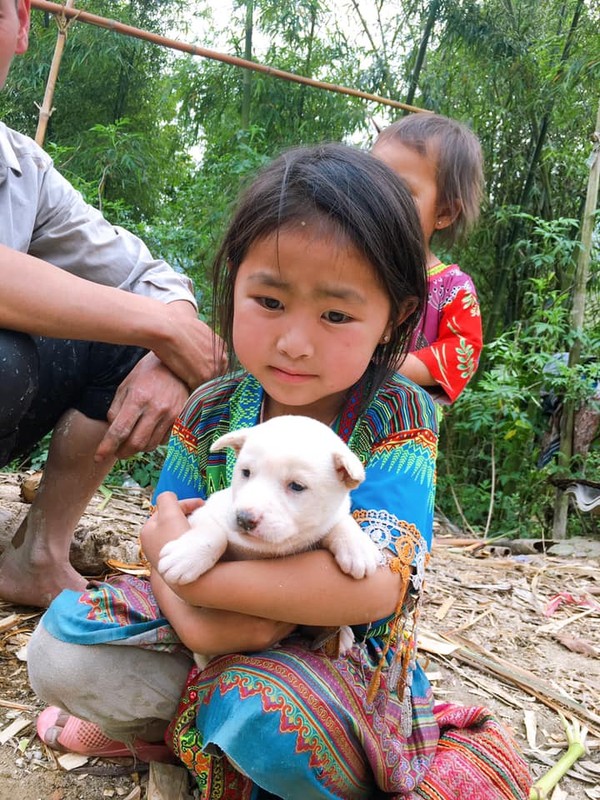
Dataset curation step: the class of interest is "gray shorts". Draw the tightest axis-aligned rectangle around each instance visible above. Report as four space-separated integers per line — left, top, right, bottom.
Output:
27 622 193 743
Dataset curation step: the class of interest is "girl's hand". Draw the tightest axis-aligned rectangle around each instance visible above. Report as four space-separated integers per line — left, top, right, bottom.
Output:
140 491 204 566
144 497 403 627
150 567 297 654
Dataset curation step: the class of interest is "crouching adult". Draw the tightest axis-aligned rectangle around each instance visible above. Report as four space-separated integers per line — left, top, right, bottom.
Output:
0 0 225 607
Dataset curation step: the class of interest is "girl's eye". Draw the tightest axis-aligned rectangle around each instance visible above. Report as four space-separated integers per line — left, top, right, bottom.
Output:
288 481 306 493
323 310 351 324
241 468 251 478
257 297 283 311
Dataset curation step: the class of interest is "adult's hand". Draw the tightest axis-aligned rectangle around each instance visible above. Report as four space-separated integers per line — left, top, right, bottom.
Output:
94 353 189 462
150 302 228 390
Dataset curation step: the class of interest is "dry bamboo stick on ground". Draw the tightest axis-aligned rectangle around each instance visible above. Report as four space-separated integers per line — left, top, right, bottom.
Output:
419 628 600 736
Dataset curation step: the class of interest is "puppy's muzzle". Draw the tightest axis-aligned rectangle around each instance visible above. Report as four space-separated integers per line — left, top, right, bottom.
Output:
236 510 258 533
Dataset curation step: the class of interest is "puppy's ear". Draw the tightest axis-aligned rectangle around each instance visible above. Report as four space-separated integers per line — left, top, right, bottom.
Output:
333 449 365 490
210 429 249 455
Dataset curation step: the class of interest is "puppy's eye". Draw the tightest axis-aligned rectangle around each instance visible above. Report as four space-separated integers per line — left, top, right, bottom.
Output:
288 481 306 493
241 468 251 478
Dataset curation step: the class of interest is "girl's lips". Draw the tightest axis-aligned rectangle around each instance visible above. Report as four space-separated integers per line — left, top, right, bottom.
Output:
270 366 315 382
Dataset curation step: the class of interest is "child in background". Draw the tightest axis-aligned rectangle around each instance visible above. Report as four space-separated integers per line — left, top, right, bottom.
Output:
373 113 484 403
28 143 530 799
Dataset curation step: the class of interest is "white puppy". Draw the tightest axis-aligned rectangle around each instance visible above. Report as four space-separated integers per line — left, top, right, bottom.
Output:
157 415 381 659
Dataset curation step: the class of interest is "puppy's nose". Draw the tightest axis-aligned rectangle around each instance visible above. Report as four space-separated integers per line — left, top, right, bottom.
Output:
236 510 258 532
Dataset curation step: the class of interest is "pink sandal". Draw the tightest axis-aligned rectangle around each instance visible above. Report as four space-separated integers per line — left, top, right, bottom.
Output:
36 706 174 763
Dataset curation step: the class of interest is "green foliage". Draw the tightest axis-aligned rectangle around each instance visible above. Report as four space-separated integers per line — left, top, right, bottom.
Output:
6 434 51 474
437 215 599 537
422 0 598 339
109 448 167 490
7 437 166 492
174 13 366 156
1 0 189 219
1 0 598 532
127 127 271 316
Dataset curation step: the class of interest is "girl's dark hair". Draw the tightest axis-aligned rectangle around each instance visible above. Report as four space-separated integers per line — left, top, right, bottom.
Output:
376 113 484 245
212 142 427 394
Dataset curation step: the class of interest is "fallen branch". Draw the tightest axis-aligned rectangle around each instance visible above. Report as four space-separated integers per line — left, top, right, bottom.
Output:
419 628 600 737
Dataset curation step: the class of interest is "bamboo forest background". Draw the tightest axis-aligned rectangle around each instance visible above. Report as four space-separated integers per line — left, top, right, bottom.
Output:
2 0 599 539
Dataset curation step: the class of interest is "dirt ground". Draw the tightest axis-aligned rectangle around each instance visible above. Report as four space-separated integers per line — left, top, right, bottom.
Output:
0 471 599 800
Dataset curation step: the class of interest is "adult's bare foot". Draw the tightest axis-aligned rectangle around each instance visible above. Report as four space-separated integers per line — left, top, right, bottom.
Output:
0 545 86 607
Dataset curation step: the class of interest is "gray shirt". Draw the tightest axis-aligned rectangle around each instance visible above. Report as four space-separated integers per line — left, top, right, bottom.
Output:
0 121 196 306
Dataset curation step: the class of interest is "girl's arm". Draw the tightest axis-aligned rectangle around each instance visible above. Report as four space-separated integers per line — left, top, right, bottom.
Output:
395 352 437 387
142 492 403 627
404 275 483 403
150 568 296 655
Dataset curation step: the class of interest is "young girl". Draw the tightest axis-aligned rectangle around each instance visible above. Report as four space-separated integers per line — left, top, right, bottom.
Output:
372 113 484 403
28 144 530 799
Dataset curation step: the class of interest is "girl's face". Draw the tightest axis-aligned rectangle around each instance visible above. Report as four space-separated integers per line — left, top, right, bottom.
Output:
372 138 451 259
233 226 393 424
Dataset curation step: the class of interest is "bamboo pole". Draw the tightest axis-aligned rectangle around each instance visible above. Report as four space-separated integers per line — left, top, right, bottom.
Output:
35 0 77 146
552 98 600 539
30 0 431 115
240 0 253 129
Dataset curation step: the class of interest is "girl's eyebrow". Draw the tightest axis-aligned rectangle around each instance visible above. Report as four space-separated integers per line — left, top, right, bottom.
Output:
247 272 287 288
247 271 366 303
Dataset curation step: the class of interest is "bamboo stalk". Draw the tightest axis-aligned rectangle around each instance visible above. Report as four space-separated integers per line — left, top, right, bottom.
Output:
30 0 430 114
240 0 253 129
529 714 587 799
552 98 600 539
406 0 441 107
35 0 77 146
484 1 585 342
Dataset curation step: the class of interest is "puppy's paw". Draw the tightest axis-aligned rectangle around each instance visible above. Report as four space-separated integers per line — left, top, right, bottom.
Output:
332 533 381 579
158 532 215 584
338 625 355 656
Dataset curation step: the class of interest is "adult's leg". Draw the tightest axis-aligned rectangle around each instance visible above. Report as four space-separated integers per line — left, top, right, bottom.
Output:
0 335 146 607
0 410 114 606
0 330 38 464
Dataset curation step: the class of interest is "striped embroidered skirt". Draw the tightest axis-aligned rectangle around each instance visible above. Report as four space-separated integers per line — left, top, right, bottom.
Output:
41 576 531 798
167 640 531 799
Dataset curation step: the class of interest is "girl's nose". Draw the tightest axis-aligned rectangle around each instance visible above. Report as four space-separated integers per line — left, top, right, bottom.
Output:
276 325 313 359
